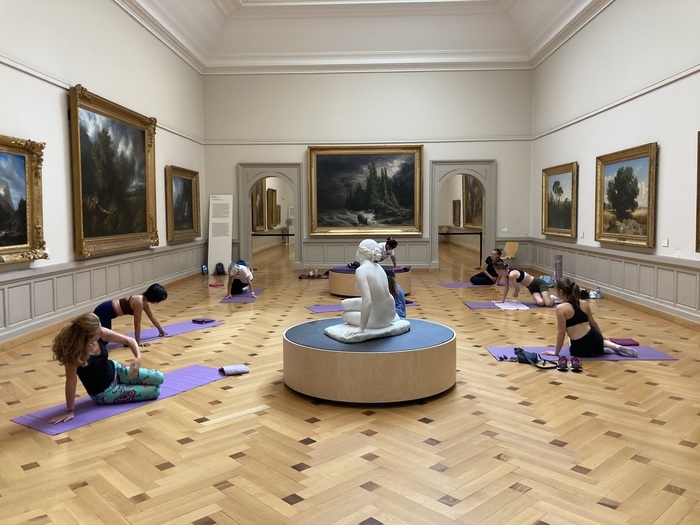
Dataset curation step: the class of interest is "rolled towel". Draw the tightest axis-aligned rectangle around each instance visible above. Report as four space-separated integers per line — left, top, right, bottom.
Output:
218 364 250 376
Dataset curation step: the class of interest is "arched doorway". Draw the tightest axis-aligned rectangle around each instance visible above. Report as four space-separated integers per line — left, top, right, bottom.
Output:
430 161 497 268
237 163 302 268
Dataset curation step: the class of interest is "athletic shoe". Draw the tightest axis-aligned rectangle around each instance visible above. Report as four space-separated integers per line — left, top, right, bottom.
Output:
615 345 638 357
570 356 583 372
557 355 568 372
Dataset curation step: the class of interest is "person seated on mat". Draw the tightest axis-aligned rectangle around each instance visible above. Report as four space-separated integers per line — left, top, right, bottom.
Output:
225 260 255 299
385 267 406 318
93 283 168 347
493 260 555 307
543 277 638 360
340 239 398 331
469 248 502 286
48 313 164 424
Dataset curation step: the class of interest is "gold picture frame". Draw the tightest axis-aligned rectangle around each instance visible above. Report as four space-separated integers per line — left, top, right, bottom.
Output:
462 173 484 228
266 188 278 228
542 162 578 238
0 134 48 264
452 199 461 227
69 84 158 258
696 132 700 252
595 143 657 248
308 145 423 236
252 178 266 231
165 165 200 244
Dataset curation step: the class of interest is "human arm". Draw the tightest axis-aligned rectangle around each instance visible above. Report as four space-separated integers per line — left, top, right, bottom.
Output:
142 301 167 337
225 273 234 299
500 273 510 302
544 305 568 355
246 276 255 297
49 364 78 424
101 327 141 378
390 254 397 267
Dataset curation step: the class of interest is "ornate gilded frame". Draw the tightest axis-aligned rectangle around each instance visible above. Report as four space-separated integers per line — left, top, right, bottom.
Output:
308 145 423 236
69 84 158 258
595 143 657 248
266 188 278 228
542 162 578 238
0 134 48 264
252 178 266 231
462 173 484 228
165 165 200 244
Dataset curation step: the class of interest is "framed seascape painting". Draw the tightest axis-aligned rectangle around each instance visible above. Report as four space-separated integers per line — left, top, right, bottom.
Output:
165 165 200 244
308 145 423 236
462 173 484 227
252 178 266 231
69 84 158 258
542 162 578 238
595 142 658 248
0 134 48 264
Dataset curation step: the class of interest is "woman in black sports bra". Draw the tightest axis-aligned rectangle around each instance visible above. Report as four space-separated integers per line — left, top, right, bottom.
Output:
543 277 638 358
493 261 555 307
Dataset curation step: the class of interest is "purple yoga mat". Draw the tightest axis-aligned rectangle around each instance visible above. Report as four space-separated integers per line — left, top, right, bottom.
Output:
440 282 504 288
219 288 262 303
105 320 224 349
11 365 226 435
485 346 676 361
464 301 554 310
306 302 419 313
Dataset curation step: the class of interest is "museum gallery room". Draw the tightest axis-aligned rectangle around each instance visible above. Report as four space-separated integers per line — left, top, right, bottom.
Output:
1 0 700 524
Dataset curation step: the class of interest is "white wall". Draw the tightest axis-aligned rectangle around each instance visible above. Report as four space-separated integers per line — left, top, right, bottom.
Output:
532 0 700 261
0 0 206 342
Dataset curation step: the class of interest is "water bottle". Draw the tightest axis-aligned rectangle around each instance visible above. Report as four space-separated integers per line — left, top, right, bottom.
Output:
309 265 314 277
596 286 601 299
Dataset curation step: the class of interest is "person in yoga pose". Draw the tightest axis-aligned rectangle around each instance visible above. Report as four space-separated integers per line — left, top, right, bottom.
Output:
378 237 399 267
225 260 255 299
49 313 164 424
385 267 407 318
340 239 398 331
494 260 555 307
93 283 168 347
543 277 638 364
469 248 502 286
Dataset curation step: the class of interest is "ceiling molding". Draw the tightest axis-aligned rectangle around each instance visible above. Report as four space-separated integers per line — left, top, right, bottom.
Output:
117 0 608 75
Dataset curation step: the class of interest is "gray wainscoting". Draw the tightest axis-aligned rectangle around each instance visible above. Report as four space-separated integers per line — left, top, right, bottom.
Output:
0 241 207 344
510 239 700 326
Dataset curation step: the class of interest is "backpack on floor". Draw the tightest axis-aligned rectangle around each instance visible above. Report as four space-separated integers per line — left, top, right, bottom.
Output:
214 262 226 275
514 347 558 369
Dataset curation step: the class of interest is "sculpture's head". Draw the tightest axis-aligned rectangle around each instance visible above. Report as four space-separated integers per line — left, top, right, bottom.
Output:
356 239 382 263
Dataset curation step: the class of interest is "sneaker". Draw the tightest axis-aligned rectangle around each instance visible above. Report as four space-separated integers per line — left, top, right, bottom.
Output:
557 355 568 372
615 345 638 357
570 356 583 372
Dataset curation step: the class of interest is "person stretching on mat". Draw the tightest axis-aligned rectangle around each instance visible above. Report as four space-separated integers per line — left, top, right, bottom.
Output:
385 267 407 318
225 260 255 299
543 277 638 366
378 237 399 267
93 283 168 347
493 260 555 307
49 313 164 424
469 248 502 286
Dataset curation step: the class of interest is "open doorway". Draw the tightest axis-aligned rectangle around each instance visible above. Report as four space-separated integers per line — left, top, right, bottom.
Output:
237 163 302 270
430 161 497 271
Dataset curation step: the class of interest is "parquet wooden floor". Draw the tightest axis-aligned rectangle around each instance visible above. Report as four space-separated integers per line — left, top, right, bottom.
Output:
1 243 699 524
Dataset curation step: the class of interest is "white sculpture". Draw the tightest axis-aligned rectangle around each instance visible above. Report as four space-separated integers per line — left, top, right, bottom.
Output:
325 239 410 343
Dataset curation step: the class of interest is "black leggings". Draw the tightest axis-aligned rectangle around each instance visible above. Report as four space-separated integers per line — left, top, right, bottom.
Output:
230 279 247 295
470 272 495 285
569 327 604 357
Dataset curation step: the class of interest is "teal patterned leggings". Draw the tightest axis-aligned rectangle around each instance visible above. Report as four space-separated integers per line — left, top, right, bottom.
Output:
91 361 164 405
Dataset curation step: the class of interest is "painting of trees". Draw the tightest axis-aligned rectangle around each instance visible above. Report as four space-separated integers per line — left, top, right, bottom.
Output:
542 162 577 238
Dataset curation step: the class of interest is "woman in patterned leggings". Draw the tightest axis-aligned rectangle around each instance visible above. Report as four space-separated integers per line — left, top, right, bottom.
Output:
49 313 164 424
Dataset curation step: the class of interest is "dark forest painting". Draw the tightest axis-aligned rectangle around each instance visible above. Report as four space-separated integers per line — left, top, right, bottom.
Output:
309 145 422 235
70 85 157 258
542 162 578 238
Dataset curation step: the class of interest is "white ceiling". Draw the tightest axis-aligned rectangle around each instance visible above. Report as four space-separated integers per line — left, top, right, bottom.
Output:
116 0 613 74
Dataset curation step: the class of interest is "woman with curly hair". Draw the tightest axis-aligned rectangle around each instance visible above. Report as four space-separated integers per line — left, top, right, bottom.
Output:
49 313 164 424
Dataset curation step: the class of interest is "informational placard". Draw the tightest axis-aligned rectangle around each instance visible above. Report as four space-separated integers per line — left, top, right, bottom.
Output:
207 195 233 274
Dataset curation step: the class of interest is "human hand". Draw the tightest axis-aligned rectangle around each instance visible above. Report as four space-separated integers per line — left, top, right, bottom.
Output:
138 341 151 347
128 358 141 378
49 411 75 424
224 293 232 299
543 351 557 356
159 331 167 337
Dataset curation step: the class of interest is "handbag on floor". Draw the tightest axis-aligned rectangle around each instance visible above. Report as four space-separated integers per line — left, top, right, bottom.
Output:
514 347 558 369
